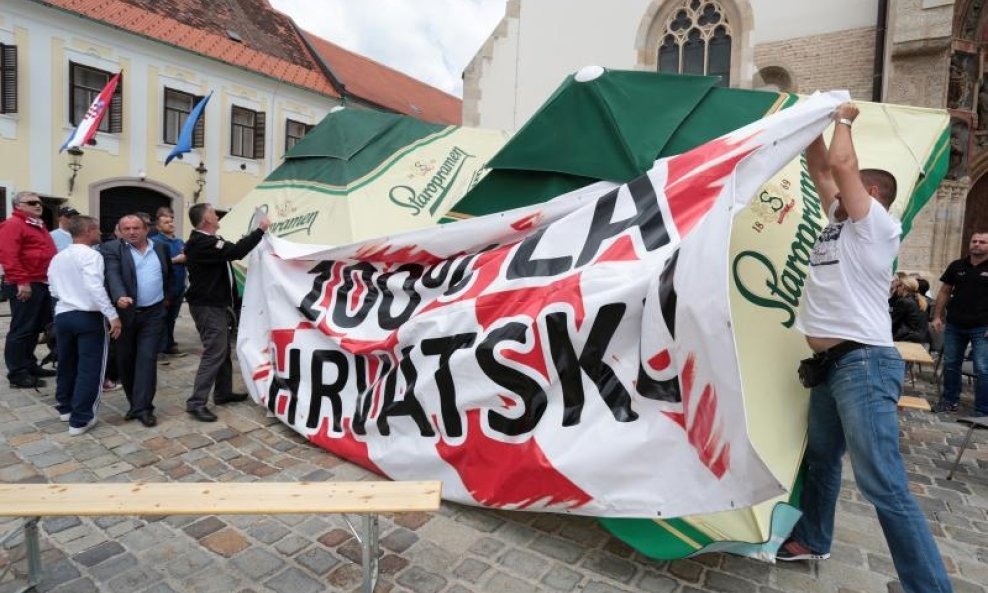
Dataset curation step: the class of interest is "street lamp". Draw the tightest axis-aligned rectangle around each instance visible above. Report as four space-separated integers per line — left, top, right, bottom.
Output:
67 147 84 195
193 161 208 202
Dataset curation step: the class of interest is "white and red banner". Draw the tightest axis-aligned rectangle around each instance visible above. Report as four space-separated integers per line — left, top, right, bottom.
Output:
60 71 120 153
239 92 847 518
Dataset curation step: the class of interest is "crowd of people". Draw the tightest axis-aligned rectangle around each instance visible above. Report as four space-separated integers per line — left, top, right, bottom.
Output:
0 191 269 435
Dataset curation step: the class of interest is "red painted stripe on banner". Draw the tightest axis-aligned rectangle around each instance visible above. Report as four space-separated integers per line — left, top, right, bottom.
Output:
664 132 759 236
310 417 384 475
436 409 592 510
595 234 639 263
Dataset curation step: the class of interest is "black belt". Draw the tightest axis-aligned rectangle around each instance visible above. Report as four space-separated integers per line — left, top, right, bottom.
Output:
813 340 868 362
135 302 163 313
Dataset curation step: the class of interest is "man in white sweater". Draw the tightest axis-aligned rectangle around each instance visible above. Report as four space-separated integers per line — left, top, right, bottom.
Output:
48 216 122 436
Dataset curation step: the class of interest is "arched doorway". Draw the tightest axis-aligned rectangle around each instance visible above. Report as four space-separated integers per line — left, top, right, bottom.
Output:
98 186 172 240
89 177 185 241
963 171 988 253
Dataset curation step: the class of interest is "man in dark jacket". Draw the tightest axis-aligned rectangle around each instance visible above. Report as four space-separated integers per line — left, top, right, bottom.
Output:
184 203 269 422
103 214 173 427
0 191 58 388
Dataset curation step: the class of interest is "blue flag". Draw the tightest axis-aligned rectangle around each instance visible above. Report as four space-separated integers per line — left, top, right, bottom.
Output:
165 92 211 165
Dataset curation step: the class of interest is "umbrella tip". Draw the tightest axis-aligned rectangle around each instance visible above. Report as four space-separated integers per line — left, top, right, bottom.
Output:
330 105 345 113
574 65 605 83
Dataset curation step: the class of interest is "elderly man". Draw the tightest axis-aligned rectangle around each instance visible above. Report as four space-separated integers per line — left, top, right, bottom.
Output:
184 203 268 422
0 191 57 388
48 216 122 436
49 206 80 252
102 214 173 427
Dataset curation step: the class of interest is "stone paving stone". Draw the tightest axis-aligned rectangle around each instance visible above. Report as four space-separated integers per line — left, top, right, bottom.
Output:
541 564 583 591
580 550 638 584
272 534 310 556
43 517 82 535
582 581 637 593
295 545 339 575
245 519 291 544
105 566 163 593
161 548 215 580
529 533 585 563
32 558 81 592
395 565 448 593
453 557 491 583
183 517 226 539
199 527 250 557
72 540 125 567
229 547 286 580
263 567 324 593
635 570 678 593
47 578 99 593
381 526 418 553
483 570 541 593
496 548 548 579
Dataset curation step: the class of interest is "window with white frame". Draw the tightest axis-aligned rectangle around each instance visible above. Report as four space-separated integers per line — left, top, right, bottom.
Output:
231 105 265 159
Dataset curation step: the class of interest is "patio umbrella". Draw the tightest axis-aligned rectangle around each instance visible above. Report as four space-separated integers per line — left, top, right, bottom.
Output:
447 67 950 560
220 108 507 247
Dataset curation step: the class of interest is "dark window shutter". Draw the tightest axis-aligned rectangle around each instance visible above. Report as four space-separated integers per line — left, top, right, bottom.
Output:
109 73 123 134
254 110 265 159
193 94 205 148
0 44 17 114
69 62 78 125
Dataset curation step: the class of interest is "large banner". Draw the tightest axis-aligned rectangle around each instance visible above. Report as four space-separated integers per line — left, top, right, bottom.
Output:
238 93 846 518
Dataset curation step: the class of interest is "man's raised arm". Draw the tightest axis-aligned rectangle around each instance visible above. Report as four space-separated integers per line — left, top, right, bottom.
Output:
826 103 872 222
806 135 839 215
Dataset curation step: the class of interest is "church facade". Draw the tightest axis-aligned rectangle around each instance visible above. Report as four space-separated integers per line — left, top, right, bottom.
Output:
464 0 980 281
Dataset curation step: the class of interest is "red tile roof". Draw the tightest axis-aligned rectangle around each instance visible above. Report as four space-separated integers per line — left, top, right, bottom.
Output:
37 0 339 97
33 0 463 123
305 32 463 126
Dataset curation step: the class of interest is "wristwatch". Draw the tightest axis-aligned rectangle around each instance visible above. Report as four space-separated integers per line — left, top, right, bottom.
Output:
837 118 853 128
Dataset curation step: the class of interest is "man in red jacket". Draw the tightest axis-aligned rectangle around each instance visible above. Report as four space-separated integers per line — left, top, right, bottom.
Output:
0 191 58 388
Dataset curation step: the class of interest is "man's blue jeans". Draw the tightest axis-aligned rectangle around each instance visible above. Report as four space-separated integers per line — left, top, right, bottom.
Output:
940 322 988 415
792 346 952 593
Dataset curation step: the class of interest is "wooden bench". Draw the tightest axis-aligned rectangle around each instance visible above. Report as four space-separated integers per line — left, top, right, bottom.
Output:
0 481 441 593
898 395 932 412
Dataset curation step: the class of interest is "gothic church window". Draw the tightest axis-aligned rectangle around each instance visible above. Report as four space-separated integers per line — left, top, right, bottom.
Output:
656 0 732 86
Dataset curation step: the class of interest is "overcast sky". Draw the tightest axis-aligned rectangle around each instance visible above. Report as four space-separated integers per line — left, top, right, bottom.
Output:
269 0 507 97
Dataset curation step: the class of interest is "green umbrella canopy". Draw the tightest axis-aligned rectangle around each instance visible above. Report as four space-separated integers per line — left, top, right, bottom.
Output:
449 68 787 218
266 108 450 188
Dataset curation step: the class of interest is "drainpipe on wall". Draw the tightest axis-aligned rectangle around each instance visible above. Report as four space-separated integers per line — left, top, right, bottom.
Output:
872 0 889 102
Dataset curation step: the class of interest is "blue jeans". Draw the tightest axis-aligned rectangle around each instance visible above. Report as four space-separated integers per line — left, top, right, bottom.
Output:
793 346 952 593
940 322 988 414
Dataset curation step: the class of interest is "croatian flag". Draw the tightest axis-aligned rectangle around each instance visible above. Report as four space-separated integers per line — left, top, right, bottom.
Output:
60 71 121 153
165 92 212 165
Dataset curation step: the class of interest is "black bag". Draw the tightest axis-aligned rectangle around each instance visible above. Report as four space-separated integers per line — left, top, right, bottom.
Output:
797 354 830 388
797 341 868 388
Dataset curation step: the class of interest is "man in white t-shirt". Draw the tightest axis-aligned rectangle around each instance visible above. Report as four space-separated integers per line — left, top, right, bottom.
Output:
776 103 953 593
48 216 122 436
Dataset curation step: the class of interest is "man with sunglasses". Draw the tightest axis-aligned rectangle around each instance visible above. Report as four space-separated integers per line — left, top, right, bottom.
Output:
0 191 58 388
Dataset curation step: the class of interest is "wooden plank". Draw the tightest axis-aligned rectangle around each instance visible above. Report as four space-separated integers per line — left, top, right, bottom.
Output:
898 395 931 411
0 481 441 518
895 341 934 365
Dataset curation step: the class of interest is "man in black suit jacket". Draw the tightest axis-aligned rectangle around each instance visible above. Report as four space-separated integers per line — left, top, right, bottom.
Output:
103 214 173 427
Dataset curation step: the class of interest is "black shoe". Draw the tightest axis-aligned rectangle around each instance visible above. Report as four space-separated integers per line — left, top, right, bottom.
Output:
138 412 157 427
214 392 248 405
30 367 57 378
10 375 45 389
187 407 218 422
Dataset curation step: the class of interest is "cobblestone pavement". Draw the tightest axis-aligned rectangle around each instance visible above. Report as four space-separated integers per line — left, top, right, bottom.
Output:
1 308 986 593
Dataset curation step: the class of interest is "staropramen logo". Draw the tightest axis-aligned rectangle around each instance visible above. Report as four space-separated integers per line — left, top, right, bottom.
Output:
389 146 476 217
254 203 320 238
731 155 825 328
